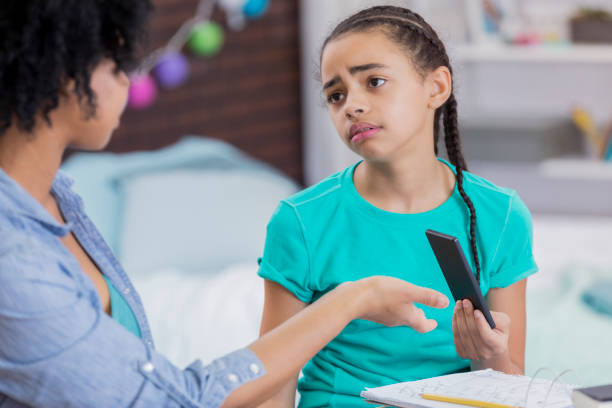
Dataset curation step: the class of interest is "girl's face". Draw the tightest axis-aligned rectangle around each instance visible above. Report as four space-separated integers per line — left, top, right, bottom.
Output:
67 58 130 151
321 30 437 162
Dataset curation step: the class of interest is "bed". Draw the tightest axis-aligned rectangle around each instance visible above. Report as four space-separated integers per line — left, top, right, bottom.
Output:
62 137 612 391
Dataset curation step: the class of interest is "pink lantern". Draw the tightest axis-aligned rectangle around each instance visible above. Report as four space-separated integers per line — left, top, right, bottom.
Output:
128 74 157 109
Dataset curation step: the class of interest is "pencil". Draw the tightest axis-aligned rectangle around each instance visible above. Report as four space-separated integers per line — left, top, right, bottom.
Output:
572 108 605 155
421 393 521 408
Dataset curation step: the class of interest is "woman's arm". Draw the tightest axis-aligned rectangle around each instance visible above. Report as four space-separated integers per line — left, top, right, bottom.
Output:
452 278 527 374
257 280 307 408
222 276 449 408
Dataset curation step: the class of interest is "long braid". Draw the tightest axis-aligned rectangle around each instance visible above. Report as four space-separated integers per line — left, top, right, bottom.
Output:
322 6 482 282
443 94 480 282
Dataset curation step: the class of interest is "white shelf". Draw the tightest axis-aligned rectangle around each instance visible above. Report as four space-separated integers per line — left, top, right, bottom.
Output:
540 158 612 180
453 44 612 63
469 160 612 216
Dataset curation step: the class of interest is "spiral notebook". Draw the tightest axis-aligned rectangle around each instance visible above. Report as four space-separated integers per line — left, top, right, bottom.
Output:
361 369 575 408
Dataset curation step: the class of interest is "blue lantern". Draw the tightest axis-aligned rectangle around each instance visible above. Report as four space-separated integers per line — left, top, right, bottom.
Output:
243 0 268 19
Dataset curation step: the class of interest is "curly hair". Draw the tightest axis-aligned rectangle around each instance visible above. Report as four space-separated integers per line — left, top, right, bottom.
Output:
0 0 153 136
322 6 482 282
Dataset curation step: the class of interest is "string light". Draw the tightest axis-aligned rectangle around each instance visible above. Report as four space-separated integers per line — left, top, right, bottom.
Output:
128 0 269 109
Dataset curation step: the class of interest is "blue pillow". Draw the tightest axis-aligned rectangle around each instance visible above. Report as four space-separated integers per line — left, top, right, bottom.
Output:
582 279 612 317
61 136 287 252
118 168 298 276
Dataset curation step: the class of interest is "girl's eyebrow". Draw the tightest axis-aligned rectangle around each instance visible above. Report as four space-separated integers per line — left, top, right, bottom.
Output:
323 63 389 90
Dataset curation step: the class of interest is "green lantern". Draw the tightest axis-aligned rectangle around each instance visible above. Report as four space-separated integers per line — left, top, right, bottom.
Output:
188 21 225 56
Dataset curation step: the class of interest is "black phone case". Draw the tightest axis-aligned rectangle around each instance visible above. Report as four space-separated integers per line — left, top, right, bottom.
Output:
425 229 496 329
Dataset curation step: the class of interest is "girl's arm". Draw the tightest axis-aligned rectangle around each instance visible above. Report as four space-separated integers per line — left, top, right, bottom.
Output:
257 280 307 408
222 276 449 408
452 278 527 374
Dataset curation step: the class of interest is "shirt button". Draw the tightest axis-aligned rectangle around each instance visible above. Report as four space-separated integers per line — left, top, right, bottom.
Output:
141 362 154 373
123 288 131 295
227 373 239 383
249 363 260 374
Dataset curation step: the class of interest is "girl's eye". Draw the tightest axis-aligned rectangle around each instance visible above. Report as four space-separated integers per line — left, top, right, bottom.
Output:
327 92 345 104
369 78 386 88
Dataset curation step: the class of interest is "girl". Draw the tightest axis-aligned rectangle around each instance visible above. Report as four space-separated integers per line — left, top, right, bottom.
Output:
258 5 538 407
0 1 450 407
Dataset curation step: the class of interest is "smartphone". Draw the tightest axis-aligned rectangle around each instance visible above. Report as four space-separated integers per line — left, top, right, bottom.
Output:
425 229 496 329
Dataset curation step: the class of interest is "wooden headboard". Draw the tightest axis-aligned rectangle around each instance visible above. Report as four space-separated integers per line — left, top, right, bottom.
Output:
106 0 303 183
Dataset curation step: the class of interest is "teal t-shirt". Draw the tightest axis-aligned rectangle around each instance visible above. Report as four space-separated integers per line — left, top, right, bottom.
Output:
257 159 538 407
103 275 141 338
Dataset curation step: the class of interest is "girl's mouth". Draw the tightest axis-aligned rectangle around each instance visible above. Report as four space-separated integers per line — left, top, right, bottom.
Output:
350 123 381 143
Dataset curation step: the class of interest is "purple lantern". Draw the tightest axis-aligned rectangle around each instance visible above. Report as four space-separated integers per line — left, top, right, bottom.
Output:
154 52 190 89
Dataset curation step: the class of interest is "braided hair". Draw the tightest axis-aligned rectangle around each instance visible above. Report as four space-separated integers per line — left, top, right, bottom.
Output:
321 6 481 282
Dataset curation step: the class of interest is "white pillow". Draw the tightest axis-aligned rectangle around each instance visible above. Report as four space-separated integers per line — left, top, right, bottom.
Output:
118 169 298 276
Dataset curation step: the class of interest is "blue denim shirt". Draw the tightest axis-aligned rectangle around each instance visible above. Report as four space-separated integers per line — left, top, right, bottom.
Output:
0 169 265 407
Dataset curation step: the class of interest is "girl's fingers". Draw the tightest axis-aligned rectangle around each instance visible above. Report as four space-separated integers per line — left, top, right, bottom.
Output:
461 299 486 355
456 301 478 359
452 302 466 357
474 309 498 345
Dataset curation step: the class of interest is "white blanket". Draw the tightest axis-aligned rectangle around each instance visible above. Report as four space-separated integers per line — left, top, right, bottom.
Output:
133 215 612 384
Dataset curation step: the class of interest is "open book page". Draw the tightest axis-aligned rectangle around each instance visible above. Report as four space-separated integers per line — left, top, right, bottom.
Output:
361 369 575 408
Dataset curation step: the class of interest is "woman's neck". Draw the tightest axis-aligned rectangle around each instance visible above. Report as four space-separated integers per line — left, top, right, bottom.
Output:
354 152 456 214
0 125 67 207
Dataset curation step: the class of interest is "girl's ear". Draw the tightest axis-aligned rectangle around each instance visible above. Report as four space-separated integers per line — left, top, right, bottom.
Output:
426 66 452 110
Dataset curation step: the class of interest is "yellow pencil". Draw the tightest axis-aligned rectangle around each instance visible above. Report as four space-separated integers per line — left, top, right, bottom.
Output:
421 393 521 408
572 107 605 155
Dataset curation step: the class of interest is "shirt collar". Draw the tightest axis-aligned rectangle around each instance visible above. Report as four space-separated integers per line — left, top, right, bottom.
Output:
0 168 75 236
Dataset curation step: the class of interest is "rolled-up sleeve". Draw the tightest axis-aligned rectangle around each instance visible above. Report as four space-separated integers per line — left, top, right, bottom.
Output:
0 245 264 407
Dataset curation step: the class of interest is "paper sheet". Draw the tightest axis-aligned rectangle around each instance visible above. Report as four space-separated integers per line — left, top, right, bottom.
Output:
361 369 575 408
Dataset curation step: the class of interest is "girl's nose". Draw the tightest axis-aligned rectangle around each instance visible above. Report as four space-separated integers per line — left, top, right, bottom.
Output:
344 96 369 119
348 107 364 117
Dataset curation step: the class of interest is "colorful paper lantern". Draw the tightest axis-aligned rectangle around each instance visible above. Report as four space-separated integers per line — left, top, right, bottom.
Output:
219 0 248 11
154 52 189 89
128 74 157 109
188 22 225 56
243 0 268 19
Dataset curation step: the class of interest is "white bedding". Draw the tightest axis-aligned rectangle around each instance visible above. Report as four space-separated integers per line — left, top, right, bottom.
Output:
133 215 612 385
132 262 263 368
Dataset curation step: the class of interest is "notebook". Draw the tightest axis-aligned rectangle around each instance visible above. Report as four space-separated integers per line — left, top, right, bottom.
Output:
361 369 575 408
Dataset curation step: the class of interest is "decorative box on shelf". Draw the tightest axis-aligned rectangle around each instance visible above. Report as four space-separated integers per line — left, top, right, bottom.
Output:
570 8 612 44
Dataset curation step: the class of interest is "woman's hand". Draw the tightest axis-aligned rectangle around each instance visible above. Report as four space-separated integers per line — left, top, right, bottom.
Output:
349 276 449 333
224 277 449 408
452 299 511 362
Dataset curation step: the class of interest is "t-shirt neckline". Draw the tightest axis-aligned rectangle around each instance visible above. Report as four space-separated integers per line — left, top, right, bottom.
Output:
342 157 462 227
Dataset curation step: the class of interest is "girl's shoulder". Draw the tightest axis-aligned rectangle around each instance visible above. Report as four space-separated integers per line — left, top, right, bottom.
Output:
461 169 516 200
461 169 532 230
282 164 354 209
440 158 515 203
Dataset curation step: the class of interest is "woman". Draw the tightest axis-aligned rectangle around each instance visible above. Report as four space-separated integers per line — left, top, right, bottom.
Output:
0 1 449 407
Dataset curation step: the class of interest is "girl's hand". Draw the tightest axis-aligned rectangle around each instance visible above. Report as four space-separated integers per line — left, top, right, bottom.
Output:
350 276 449 333
452 299 511 361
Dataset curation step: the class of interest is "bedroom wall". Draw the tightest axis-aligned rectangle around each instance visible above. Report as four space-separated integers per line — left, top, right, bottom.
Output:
99 0 304 183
